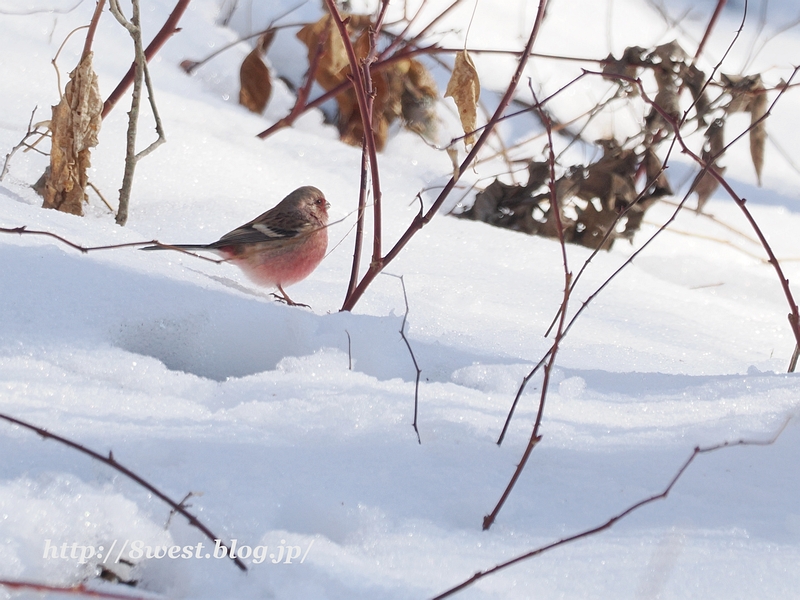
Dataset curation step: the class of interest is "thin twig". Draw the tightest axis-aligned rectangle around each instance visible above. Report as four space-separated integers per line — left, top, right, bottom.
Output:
0 107 47 182
433 419 791 599
102 0 191 118
0 412 247 572
346 136 370 301
387 273 422 444
0 227 224 263
483 82 572 530
693 0 727 63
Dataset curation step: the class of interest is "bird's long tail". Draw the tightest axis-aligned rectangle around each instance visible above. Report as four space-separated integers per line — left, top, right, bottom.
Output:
140 243 214 252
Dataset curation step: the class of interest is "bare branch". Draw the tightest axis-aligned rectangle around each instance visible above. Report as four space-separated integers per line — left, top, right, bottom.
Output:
108 0 166 226
434 419 791 599
102 0 191 118
0 578 150 599
341 0 551 311
387 273 422 444
0 411 247 572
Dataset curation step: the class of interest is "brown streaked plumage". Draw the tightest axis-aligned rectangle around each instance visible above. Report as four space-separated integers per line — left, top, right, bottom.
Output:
143 186 329 305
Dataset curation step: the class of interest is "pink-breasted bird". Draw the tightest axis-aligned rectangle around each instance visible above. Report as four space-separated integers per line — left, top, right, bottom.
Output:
143 186 329 306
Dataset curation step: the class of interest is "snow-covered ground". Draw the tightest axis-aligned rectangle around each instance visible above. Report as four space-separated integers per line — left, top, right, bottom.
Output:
1 0 799 598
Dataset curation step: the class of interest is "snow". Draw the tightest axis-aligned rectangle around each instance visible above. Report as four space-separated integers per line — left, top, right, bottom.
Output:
1 0 800 598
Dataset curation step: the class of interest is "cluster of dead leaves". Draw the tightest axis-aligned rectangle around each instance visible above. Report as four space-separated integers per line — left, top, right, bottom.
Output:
604 40 768 210
459 40 773 250
237 13 442 151
294 13 438 150
457 140 668 250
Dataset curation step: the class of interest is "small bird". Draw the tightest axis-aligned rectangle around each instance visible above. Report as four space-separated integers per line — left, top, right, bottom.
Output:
143 186 329 306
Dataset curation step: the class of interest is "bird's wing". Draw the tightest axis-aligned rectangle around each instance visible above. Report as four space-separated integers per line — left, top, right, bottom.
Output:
210 208 318 247
211 223 296 247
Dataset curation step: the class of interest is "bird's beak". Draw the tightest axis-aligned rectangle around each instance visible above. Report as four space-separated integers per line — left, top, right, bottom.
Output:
325 201 331 209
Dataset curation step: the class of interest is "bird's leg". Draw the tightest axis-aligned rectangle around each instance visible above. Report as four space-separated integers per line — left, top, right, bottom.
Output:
272 285 310 308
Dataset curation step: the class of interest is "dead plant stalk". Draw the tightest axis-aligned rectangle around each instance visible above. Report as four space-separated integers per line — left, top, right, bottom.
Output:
109 0 166 226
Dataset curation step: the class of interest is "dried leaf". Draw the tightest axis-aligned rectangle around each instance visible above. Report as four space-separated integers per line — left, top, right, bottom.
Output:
602 46 645 94
681 63 710 124
297 14 403 150
239 31 275 114
296 15 349 92
642 147 672 198
690 150 725 212
721 73 767 184
706 118 725 158
721 73 760 113
399 59 439 143
447 146 459 179
445 50 480 148
645 41 686 129
573 198 617 250
179 59 199 74
337 28 395 151
748 87 767 186
575 141 637 204
42 51 102 216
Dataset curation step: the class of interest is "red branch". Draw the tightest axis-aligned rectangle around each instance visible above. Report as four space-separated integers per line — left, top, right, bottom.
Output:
102 0 192 118
256 26 327 139
82 0 107 61
433 420 790 599
482 85 572 530
322 0 385 265
0 412 247 572
0 579 148 600
694 0 728 63
340 0 551 311
601 66 800 369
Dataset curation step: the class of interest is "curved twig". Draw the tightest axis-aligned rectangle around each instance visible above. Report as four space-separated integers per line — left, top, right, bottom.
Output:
0 412 247 572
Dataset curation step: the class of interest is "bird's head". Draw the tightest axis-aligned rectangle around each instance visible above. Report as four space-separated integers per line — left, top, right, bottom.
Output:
289 185 329 225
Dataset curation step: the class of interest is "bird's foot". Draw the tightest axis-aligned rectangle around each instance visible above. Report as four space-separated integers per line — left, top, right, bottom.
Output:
272 286 310 308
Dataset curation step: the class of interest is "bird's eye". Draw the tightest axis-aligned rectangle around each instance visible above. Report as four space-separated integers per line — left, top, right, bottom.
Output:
315 198 324 205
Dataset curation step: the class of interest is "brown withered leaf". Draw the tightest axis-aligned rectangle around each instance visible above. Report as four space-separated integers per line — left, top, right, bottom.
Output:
721 73 767 184
458 178 540 234
456 160 551 234
239 30 275 114
296 15 349 92
681 63 710 125
399 59 439 143
573 198 618 250
706 118 725 158
748 86 767 185
296 14 440 150
297 14 400 150
42 51 102 216
721 73 758 113
602 46 646 94
690 150 726 213
574 140 637 206
445 50 480 148
645 41 686 130
642 147 672 198
337 27 397 150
